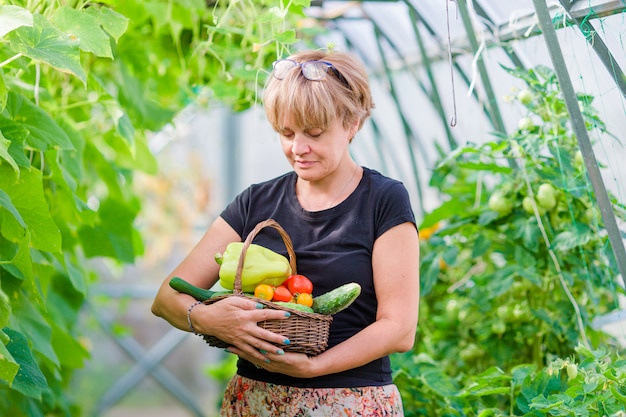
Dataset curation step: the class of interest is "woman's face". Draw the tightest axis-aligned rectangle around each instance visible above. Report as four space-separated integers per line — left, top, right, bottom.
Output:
278 117 355 183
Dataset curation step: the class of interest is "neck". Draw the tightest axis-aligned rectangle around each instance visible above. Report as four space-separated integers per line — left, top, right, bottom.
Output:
297 164 361 211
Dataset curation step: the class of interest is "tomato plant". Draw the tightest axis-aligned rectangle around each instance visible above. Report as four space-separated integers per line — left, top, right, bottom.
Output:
285 274 313 295
396 65 626 416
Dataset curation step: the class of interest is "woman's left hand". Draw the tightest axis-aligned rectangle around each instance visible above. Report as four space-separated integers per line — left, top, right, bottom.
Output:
226 347 316 378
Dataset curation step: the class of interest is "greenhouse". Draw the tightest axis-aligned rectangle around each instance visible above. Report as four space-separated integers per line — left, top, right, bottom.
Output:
1 0 626 416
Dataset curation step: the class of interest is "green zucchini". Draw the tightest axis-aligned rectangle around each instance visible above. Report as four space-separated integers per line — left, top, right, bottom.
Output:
169 276 219 301
273 301 315 313
312 283 362 315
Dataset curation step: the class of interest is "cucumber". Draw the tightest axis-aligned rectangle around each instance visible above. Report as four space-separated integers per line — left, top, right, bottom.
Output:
312 283 362 315
273 301 315 314
169 276 218 301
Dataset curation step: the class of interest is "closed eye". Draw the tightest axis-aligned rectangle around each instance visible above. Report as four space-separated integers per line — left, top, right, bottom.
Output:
306 129 323 138
279 129 294 138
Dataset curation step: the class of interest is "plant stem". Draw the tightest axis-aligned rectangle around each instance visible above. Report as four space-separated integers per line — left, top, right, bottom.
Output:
0 53 24 69
511 141 590 349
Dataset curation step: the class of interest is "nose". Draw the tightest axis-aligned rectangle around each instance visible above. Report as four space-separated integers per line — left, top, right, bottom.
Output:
291 133 310 156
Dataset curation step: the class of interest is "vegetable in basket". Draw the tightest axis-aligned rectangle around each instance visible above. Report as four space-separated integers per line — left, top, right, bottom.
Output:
215 242 292 292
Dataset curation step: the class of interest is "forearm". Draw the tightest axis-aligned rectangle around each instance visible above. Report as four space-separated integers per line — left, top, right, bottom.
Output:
152 281 200 332
309 317 416 377
151 216 241 331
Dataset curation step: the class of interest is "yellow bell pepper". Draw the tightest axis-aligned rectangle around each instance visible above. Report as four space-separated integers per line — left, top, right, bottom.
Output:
216 242 292 292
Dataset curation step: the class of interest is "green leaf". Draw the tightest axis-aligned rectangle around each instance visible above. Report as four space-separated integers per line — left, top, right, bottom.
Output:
0 115 30 168
0 339 19 386
52 6 114 58
2 328 48 399
12 300 59 368
274 29 297 44
78 197 138 263
0 289 10 329
0 5 33 39
0 189 26 228
472 234 491 258
419 363 459 397
50 323 88 369
3 92 74 152
102 101 135 148
0 234 34 283
0 165 62 253
553 230 592 252
420 256 440 297
64 253 87 295
0 133 19 175
457 161 512 174
84 6 129 42
0 71 7 112
8 13 86 84
420 198 465 228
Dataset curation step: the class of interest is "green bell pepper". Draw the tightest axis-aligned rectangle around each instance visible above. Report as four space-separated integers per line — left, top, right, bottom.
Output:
216 242 292 292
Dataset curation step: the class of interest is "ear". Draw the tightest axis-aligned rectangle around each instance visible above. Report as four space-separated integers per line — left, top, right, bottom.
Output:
348 119 360 139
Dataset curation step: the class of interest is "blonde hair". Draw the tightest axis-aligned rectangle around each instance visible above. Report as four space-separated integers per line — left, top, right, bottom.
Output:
263 50 374 137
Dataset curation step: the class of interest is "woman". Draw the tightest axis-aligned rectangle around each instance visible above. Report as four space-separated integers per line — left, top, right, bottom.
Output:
151 49 420 416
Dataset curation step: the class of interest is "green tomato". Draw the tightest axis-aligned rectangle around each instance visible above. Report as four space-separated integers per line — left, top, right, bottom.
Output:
488 192 513 216
491 320 506 335
574 150 584 169
585 207 598 223
459 343 484 362
511 304 526 321
518 116 534 131
445 299 461 320
522 196 534 214
496 305 511 321
536 183 557 210
517 89 533 105
566 363 578 380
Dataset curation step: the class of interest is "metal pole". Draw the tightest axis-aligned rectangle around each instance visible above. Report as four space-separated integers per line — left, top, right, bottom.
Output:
532 0 626 288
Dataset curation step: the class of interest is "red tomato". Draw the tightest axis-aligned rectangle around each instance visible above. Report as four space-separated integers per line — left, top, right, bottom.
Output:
285 274 313 294
271 285 292 302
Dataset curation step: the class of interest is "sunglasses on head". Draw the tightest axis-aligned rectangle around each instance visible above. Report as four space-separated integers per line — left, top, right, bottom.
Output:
272 59 350 89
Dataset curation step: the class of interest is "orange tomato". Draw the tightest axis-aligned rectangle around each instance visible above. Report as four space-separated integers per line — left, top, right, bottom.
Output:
419 222 440 241
296 292 313 308
254 284 274 301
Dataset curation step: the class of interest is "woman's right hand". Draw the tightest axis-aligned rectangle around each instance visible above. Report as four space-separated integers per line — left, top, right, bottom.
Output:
189 296 292 362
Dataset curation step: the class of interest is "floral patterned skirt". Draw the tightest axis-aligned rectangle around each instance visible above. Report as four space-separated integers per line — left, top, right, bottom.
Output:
220 374 404 417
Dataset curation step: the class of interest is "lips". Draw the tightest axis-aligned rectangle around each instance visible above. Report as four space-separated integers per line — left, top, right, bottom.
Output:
295 160 316 168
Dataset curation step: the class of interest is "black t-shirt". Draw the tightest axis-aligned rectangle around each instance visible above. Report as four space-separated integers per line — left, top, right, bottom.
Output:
220 167 416 388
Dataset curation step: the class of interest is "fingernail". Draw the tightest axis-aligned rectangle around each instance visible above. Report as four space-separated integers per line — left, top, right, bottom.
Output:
283 339 290 345
284 312 291 317
255 303 264 309
265 358 271 364
259 349 268 355
276 349 284 355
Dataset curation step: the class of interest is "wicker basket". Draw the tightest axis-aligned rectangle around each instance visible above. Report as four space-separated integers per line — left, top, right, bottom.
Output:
200 219 332 356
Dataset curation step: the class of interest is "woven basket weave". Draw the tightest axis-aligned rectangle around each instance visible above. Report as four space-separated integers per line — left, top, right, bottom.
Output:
200 219 332 356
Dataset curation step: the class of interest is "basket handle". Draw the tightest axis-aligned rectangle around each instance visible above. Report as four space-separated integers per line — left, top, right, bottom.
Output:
234 219 297 294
